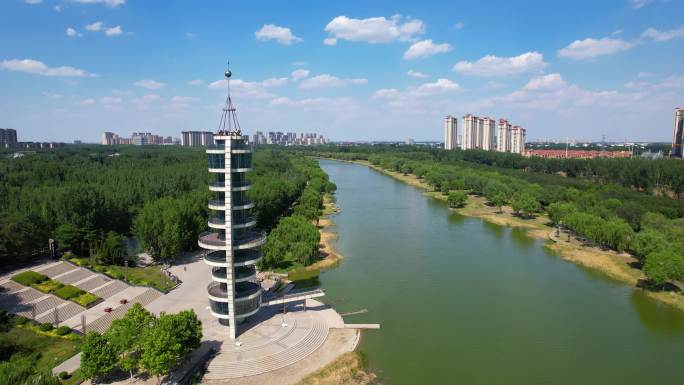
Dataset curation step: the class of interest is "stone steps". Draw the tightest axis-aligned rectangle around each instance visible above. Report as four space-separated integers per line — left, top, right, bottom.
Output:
204 313 328 379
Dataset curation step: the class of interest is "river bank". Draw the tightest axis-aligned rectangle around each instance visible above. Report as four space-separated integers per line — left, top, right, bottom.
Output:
342 159 684 313
307 193 343 271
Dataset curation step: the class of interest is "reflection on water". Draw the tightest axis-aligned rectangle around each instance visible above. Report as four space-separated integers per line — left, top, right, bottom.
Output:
630 290 684 333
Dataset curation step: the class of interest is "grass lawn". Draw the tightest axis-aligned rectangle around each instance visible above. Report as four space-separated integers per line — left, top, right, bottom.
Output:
68 257 175 292
32 279 63 294
1 325 80 372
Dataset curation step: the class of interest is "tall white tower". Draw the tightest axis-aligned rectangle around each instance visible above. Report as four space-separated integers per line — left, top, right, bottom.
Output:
497 118 511 152
198 65 265 339
444 115 457 150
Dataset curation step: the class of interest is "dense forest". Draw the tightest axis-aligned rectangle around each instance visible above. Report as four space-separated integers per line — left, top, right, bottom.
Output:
299 145 684 287
0 146 332 268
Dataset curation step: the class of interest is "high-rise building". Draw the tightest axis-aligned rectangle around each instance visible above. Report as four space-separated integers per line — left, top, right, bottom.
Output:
482 118 496 151
444 115 457 150
181 131 214 146
1 128 18 148
671 108 684 158
462 114 491 150
511 126 526 154
497 119 511 153
198 66 265 339
102 132 115 145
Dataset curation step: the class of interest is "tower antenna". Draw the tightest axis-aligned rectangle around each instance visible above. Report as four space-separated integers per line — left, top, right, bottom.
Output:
217 61 241 135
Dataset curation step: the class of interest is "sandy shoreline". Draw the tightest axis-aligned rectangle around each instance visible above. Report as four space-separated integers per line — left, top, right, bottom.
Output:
329 158 684 313
307 193 343 271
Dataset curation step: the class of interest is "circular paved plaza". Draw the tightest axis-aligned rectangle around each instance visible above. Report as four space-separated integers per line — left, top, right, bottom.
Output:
202 300 342 380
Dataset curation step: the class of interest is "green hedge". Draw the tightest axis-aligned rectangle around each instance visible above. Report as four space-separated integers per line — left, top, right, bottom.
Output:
54 326 71 336
73 293 100 308
53 285 84 300
11 271 48 286
33 279 63 294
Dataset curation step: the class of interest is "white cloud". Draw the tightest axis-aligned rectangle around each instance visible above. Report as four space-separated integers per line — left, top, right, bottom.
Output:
66 27 79 37
453 51 546 76
631 0 652 9
105 26 123 37
454 22 465 30
101 96 122 105
78 98 95 105
208 77 287 99
403 39 452 60
523 73 566 91
269 96 357 110
85 21 104 32
24 0 42 4
185 32 196 38
131 94 161 109
170 96 198 103
255 24 302 45
299 74 368 89
640 26 684 42
70 0 125 7
291 69 310 81
42 92 64 99
54 5 61 11
1 59 95 77
323 38 337 46
134 79 165 90
323 15 424 44
187 79 204 86
373 78 461 101
558 37 634 59
407 69 428 78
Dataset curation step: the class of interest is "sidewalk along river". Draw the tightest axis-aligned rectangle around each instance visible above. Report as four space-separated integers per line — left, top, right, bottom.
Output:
317 159 684 385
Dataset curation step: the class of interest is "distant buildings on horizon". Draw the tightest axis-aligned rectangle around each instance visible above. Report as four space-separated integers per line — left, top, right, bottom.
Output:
670 108 684 158
181 131 214 147
2 128 66 149
252 131 328 146
102 131 178 146
443 115 526 154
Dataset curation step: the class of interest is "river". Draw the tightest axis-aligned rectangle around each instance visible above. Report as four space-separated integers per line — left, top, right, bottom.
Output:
317 159 684 385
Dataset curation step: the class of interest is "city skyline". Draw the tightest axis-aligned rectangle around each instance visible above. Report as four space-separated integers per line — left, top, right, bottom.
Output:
1 1 684 143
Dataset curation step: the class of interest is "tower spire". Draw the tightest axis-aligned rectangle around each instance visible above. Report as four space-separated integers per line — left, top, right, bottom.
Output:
217 62 241 135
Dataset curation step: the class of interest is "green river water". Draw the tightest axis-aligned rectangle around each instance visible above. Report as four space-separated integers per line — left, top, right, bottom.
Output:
317 159 684 385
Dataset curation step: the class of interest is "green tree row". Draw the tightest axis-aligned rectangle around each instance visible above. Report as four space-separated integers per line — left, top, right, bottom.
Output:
80 303 202 382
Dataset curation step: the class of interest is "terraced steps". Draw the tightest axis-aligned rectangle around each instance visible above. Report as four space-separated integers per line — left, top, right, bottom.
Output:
204 312 329 379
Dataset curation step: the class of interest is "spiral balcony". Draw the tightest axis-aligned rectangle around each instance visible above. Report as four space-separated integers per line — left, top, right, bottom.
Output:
207 281 261 303
211 266 256 283
203 249 262 267
233 230 267 249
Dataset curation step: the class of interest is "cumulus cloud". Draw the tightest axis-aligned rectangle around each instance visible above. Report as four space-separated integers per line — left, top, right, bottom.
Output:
453 52 546 76
407 69 428 78
85 21 104 32
373 78 461 101
134 79 165 90
24 0 42 4
1 59 95 77
291 69 310 81
558 37 634 59
101 96 122 105
640 26 684 42
255 24 302 45
70 0 125 7
454 22 465 29
187 79 203 86
522 73 567 91
403 39 452 60
269 96 356 110
78 98 95 105
631 0 652 9
299 74 368 89
105 26 123 36
66 27 79 37
208 77 288 99
323 15 424 44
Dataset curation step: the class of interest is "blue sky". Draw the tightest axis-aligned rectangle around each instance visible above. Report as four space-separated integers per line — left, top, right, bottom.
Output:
1 0 683 142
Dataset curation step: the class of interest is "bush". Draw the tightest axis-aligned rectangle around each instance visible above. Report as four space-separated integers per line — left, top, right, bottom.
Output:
447 191 467 208
58 371 70 380
33 279 64 294
55 326 71 336
11 271 48 286
39 323 54 332
12 316 29 326
94 266 106 273
73 293 100 308
53 285 84 300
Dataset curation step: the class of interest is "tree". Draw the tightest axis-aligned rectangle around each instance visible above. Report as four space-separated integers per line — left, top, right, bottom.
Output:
139 311 202 382
447 191 467 208
510 192 539 218
490 193 507 213
643 250 684 286
80 332 118 381
97 231 127 265
106 304 155 379
547 202 577 225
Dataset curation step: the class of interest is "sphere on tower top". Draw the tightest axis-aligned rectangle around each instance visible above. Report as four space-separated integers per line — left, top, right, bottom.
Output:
225 70 232 78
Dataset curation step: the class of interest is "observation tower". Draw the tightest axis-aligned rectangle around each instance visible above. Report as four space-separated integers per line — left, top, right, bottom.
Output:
198 64 266 339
